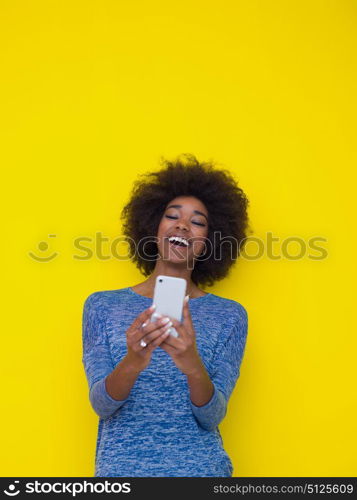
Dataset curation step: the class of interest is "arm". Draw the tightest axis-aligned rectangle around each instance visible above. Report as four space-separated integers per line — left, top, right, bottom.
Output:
105 355 141 400
186 361 214 407
82 293 138 420
188 305 248 431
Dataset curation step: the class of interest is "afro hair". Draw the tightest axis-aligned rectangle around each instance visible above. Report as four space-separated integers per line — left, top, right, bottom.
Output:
119 153 251 288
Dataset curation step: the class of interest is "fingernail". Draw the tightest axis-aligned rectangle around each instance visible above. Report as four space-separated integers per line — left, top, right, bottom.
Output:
184 295 189 303
150 304 156 311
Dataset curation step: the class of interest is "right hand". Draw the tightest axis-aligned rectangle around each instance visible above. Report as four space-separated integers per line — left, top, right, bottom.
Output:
125 305 173 373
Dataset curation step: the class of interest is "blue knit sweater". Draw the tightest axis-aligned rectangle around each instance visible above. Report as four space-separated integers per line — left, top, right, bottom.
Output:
82 286 248 477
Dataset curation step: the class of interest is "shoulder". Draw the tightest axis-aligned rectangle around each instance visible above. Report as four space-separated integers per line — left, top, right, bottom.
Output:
82 287 129 311
205 293 248 325
205 294 248 349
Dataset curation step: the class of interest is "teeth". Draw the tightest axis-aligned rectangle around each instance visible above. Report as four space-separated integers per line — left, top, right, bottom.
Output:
168 236 189 247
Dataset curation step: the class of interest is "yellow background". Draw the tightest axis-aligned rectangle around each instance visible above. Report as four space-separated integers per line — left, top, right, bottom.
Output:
1 0 356 476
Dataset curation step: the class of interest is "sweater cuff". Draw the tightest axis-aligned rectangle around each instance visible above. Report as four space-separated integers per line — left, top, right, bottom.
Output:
190 381 227 432
102 375 129 405
190 381 218 411
90 376 128 419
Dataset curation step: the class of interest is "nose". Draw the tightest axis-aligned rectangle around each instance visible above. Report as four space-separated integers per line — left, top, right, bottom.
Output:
175 219 189 231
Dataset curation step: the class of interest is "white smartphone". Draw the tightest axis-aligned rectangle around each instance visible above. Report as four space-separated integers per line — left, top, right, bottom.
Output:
149 275 187 338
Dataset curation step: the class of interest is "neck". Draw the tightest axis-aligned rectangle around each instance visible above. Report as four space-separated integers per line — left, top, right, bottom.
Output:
135 260 200 298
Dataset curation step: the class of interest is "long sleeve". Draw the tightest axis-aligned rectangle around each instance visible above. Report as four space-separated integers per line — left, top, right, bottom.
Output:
190 304 248 431
82 293 129 420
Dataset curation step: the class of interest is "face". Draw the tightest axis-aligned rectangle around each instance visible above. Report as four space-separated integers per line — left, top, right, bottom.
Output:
156 196 209 266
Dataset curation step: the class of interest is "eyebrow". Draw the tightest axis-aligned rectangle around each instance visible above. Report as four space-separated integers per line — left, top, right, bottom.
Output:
166 204 208 222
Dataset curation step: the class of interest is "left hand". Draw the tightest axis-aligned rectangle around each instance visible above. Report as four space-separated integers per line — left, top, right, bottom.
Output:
159 297 204 376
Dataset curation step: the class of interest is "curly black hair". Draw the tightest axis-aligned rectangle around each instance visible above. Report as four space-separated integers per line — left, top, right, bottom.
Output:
119 153 251 288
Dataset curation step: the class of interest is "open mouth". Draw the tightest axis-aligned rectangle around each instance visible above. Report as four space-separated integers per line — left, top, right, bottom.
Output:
166 236 190 249
169 240 188 249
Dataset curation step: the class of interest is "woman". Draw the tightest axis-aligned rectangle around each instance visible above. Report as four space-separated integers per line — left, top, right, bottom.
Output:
82 154 250 477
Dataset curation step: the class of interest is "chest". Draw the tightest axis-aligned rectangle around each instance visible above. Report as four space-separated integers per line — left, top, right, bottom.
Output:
104 303 222 377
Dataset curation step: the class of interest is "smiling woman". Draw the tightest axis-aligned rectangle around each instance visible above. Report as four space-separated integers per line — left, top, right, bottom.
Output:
82 153 251 477
120 153 251 292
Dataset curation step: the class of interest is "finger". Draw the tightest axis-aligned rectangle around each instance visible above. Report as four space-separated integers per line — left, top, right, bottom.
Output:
139 319 173 344
132 305 156 333
159 341 178 356
166 317 188 342
128 305 157 336
147 329 172 351
131 315 171 344
136 327 169 351
161 325 185 350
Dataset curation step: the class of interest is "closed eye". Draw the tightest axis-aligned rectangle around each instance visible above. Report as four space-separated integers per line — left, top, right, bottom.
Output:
165 215 205 226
